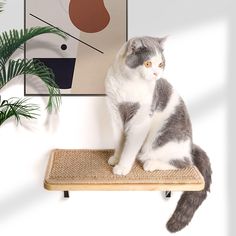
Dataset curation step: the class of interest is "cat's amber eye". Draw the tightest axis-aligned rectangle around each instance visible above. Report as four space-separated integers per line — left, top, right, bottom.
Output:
159 62 164 68
144 60 152 68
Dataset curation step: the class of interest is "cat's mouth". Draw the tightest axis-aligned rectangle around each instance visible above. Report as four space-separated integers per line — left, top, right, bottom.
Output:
152 74 158 80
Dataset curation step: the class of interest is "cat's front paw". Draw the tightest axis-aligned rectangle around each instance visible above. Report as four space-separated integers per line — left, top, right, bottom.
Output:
113 164 131 176
108 155 119 166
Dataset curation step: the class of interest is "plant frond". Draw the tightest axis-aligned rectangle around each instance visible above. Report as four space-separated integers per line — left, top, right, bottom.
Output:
0 97 39 126
0 26 66 68
0 1 5 12
0 59 61 112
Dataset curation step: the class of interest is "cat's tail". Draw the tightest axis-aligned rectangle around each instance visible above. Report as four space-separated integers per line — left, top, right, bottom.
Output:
166 144 212 233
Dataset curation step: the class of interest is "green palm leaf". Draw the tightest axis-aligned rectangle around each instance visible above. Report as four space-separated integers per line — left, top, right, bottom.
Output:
0 59 61 112
0 10 67 126
0 26 66 68
0 97 39 126
0 1 4 12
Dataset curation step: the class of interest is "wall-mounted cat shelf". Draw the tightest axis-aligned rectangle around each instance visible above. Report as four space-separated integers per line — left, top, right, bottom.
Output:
44 149 205 198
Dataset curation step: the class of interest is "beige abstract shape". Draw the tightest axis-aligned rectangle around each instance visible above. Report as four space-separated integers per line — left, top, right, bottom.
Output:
71 0 127 94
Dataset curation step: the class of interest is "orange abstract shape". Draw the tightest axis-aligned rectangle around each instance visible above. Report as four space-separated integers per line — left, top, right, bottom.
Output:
69 0 110 33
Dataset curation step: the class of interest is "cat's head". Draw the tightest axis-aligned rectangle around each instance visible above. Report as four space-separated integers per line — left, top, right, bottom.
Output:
119 36 166 81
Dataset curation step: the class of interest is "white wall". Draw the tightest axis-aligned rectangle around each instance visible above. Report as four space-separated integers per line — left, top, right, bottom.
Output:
0 0 231 235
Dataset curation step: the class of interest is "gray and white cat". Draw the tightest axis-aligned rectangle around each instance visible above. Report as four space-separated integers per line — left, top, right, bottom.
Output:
105 36 212 232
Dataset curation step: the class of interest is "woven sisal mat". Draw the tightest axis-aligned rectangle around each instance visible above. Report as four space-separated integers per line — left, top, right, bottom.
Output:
44 149 205 191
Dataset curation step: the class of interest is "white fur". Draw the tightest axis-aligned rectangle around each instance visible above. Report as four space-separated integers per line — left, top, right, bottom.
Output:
143 159 177 171
139 139 192 163
106 67 156 105
113 109 151 175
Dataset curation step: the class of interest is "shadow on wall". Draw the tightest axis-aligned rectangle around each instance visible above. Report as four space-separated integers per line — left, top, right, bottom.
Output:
128 0 229 35
227 2 236 236
0 150 48 222
0 150 63 222
0 184 47 222
94 97 114 148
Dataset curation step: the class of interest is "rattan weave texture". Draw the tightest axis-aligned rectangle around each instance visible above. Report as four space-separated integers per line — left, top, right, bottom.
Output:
44 149 204 190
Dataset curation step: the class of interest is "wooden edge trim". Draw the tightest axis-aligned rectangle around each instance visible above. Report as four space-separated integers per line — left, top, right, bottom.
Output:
44 181 205 191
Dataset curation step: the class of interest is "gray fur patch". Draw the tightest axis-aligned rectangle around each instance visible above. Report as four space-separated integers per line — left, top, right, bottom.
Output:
140 36 164 53
125 45 155 68
152 98 192 149
169 157 192 169
151 78 173 113
118 102 140 125
125 37 164 69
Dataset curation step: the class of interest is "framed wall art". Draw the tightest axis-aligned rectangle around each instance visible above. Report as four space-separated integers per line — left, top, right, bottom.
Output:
24 0 128 95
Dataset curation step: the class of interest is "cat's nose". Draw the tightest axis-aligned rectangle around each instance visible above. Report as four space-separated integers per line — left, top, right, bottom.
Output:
153 72 157 76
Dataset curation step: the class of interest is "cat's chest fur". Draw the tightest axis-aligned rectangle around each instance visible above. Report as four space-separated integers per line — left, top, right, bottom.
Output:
106 72 155 106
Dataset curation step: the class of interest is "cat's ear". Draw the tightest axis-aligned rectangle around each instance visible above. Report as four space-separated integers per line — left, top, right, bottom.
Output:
126 38 144 55
156 36 168 49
